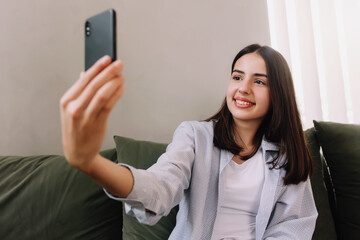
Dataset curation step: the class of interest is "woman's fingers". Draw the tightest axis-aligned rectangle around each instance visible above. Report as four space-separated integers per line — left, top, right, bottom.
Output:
84 55 113 83
98 79 125 122
60 55 112 108
85 74 125 121
74 60 124 112
61 59 124 122
104 81 125 111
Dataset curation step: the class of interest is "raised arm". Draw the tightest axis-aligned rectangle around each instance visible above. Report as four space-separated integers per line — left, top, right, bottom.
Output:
60 55 133 197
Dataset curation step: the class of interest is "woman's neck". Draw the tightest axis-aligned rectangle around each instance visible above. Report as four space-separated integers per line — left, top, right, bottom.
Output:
233 119 262 155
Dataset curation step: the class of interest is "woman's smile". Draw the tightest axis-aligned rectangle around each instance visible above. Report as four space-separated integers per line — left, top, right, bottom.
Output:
234 97 255 108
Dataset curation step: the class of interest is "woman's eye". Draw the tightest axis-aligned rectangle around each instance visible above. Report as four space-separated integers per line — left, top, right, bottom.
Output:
233 76 242 81
255 79 266 85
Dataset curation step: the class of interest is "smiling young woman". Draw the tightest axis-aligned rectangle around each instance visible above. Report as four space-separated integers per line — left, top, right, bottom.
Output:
61 43 317 240
208 44 312 184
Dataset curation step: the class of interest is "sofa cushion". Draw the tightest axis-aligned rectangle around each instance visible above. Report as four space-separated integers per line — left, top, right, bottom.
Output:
0 149 122 240
314 121 360 239
305 127 337 239
114 135 178 240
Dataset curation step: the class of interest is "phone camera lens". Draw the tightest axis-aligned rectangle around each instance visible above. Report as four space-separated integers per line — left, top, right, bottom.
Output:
85 21 91 36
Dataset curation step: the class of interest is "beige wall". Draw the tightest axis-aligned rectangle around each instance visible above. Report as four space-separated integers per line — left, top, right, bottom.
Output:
0 0 270 155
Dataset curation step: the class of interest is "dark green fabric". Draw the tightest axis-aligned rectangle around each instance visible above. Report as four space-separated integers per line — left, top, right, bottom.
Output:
99 147 118 162
0 149 122 240
314 121 360 239
305 128 337 239
113 135 178 240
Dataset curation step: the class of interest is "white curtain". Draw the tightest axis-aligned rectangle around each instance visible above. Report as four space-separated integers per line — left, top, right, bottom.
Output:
267 0 360 129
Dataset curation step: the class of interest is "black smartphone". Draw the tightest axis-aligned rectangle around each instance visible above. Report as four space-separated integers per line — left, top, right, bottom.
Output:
85 9 117 70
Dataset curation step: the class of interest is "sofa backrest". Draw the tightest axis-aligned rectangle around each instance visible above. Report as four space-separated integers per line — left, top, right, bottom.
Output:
0 149 123 240
311 121 360 239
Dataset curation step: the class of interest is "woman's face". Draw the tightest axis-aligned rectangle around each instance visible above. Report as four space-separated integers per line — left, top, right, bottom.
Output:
226 52 271 128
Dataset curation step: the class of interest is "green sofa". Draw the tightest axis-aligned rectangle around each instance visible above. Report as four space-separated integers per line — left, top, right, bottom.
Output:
0 121 359 239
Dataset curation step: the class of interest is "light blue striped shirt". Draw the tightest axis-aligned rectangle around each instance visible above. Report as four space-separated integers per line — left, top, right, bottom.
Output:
106 121 318 239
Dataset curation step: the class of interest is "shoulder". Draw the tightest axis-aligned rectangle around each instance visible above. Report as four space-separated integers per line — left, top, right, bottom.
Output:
176 120 214 137
172 121 215 147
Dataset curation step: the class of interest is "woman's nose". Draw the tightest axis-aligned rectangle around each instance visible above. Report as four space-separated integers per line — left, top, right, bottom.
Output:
238 80 251 94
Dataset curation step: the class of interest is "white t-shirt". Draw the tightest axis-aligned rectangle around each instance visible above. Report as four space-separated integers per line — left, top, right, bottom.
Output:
211 147 265 240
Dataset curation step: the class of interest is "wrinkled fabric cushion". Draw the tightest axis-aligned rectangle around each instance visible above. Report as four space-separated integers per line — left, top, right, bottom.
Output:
114 135 178 240
305 127 337 239
0 149 122 240
314 121 360 239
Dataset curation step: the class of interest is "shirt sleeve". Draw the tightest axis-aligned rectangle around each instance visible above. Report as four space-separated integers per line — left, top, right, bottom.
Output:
262 178 318 239
104 121 196 225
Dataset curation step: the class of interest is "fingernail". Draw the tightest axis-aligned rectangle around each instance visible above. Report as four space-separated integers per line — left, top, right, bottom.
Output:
101 55 110 64
114 60 122 67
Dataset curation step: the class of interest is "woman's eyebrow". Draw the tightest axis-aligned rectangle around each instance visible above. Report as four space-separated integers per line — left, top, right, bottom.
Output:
254 73 268 78
232 69 244 74
232 69 268 78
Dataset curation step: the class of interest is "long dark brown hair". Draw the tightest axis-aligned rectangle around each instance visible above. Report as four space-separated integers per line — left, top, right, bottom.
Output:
207 44 312 185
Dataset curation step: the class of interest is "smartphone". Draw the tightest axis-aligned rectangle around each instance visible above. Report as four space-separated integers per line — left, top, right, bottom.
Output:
85 9 117 70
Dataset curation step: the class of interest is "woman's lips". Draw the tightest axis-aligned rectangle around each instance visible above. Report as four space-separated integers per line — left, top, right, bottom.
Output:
234 98 255 108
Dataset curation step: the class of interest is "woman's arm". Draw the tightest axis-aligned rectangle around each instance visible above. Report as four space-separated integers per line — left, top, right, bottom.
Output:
60 55 133 198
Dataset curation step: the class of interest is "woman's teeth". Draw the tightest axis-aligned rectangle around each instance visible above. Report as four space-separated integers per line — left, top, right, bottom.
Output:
236 100 254 105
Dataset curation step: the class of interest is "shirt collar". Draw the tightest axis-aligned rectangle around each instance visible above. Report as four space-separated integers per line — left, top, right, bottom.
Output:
219 136 280 173
260 135 280 152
